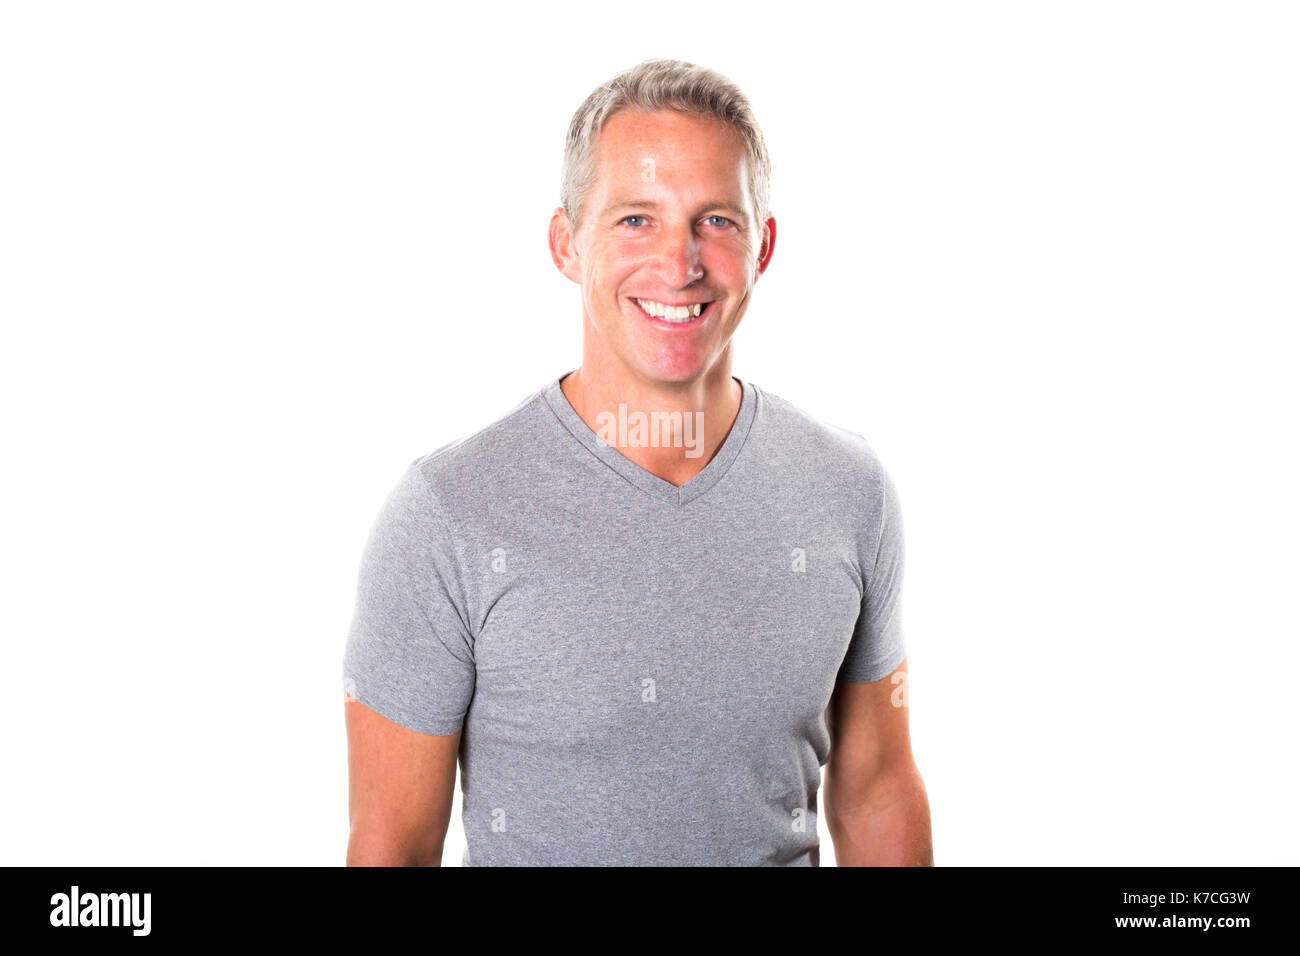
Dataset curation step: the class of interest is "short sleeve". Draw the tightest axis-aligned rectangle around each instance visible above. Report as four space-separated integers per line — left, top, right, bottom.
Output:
837 463 907 683
342 462 476 735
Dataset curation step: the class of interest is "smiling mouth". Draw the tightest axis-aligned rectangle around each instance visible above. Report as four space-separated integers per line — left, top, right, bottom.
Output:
633 297 715 324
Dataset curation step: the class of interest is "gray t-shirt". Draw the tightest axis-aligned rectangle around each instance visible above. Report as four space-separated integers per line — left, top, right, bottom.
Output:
342 372 906 866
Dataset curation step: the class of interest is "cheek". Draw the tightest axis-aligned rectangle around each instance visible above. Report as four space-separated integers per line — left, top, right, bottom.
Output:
700 246 749 286
592 248 649 291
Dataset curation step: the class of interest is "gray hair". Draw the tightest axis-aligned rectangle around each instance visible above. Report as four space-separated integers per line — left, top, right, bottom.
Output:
560 58 771 239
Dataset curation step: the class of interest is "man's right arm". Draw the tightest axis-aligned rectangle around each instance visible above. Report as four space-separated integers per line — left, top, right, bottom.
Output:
344 695 460 866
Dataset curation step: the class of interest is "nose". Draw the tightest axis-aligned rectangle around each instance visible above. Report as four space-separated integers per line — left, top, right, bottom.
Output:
655 225 704 288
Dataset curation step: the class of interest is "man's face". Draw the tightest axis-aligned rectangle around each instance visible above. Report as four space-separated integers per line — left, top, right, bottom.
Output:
555 108 774 387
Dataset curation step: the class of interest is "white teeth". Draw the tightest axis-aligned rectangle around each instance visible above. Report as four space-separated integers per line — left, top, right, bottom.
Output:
635 299 707 323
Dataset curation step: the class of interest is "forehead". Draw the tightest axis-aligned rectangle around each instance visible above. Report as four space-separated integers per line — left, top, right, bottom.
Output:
590 108 750 198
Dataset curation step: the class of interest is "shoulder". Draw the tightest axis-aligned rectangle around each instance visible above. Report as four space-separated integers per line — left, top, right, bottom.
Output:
750 382 904 568
364 386 548 536
751 382 894 495
405 386 547 496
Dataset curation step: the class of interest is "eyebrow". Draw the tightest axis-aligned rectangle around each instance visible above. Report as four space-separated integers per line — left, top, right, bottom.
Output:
601 199 751 223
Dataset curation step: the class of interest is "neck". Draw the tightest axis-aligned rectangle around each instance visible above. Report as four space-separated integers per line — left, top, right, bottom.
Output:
559 356 743 488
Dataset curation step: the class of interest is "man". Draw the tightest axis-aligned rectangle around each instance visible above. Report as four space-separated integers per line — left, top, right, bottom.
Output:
342 58 932 866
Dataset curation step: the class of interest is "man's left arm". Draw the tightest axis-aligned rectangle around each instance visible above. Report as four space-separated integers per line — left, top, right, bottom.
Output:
823 657 933 865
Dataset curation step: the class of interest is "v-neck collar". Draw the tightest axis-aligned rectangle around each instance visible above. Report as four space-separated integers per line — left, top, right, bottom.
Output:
541 370 758 506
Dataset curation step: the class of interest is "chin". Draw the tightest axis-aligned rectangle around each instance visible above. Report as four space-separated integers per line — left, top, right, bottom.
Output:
630 352 714 386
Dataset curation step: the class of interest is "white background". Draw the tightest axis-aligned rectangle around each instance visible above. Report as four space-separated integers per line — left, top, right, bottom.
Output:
2 1 1296 866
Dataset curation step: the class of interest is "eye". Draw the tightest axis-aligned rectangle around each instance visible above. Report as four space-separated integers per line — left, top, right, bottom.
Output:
620 215 648 228
704 215 733 228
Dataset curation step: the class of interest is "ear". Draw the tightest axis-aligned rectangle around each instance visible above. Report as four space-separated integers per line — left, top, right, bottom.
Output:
755 216 777 278
548 207 582 284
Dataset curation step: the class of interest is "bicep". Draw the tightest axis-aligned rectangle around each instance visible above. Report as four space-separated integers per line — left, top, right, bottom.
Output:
345 694 461 866
825 656 914 801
